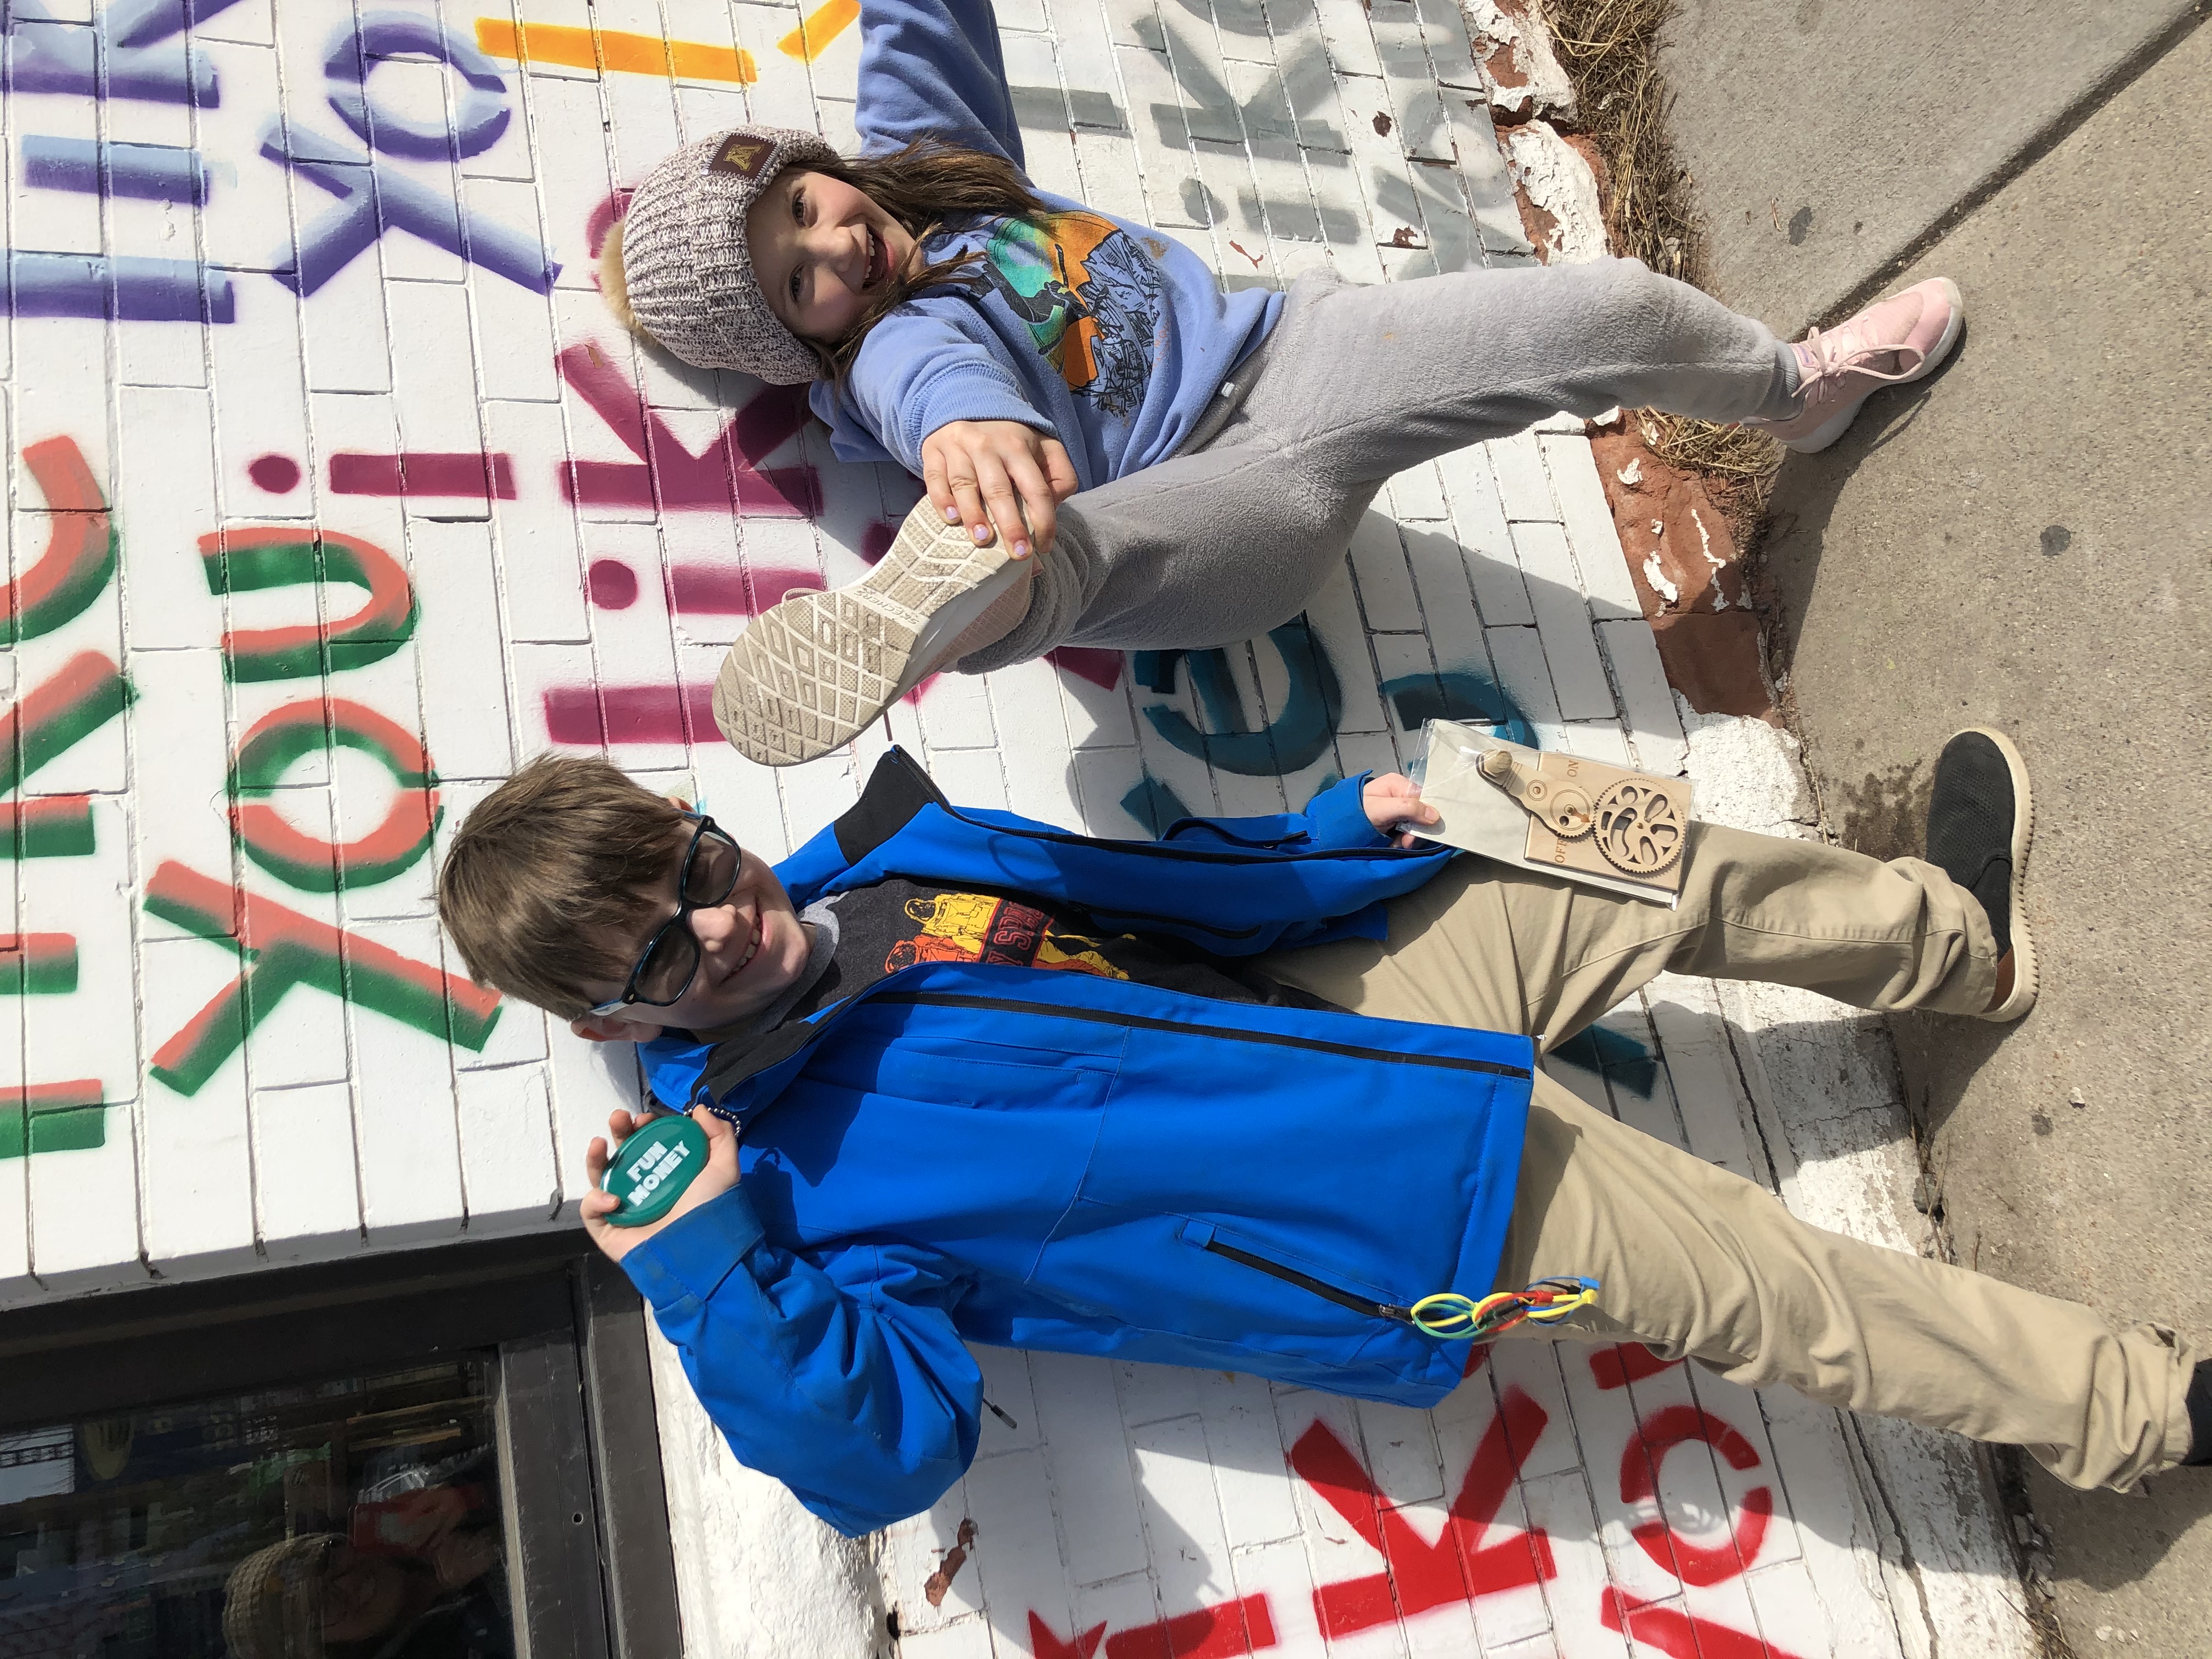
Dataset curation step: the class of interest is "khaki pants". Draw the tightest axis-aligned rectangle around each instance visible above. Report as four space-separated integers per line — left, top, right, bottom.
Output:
1261 823 2197 1491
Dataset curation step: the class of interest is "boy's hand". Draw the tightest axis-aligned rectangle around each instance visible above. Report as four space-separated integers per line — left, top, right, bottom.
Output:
921 420 1080 561
1363 772 1442 848
581 1105 740 1264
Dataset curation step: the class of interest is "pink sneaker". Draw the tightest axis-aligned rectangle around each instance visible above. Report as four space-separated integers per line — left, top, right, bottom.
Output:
1751 277 1964 453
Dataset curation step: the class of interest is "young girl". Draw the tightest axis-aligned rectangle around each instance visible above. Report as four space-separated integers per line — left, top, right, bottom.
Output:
605 0 1960 768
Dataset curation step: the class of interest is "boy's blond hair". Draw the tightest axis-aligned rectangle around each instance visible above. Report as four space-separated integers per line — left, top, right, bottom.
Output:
438 754 693 1019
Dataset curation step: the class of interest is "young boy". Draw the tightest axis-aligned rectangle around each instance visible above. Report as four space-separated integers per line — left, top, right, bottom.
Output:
436 733 2207 1538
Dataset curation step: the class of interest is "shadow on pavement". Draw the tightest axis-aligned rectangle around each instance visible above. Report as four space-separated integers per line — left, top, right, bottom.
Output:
2034 1465 2212 1590
1756 334 1971 685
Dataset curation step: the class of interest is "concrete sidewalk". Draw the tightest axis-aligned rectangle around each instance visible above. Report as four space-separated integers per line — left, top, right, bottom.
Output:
1657 0 2204 334
1660 5 2212 1652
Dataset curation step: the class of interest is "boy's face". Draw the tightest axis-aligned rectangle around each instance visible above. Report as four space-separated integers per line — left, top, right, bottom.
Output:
747 167 920 343
571 834 814 1042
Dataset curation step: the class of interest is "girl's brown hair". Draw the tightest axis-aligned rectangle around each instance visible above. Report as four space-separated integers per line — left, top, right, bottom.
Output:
798 139 1048 384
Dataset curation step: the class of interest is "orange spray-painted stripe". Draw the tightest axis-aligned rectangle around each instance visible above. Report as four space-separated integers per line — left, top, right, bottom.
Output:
476 17 757 82
780 0 860 61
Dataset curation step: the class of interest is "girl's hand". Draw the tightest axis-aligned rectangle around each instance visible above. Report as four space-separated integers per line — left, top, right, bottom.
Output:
580 1105 740 1263
1362 772 1441 848
921 420 1080 561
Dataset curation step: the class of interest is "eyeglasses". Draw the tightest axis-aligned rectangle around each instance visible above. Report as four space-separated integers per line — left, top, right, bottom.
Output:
585 815 744 1018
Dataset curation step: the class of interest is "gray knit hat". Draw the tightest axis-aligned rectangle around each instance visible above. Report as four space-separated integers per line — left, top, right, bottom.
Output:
618 126 842 384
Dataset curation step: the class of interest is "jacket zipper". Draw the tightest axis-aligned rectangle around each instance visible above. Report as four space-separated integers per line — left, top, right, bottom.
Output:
873 990 1535 1079
1199 1234 1417 1325
702 974 1533 1117
933 792 1421 870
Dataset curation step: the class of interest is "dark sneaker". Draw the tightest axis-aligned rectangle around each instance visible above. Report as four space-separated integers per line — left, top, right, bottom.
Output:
2186 1361 2212 1466
1924 727 2036 1022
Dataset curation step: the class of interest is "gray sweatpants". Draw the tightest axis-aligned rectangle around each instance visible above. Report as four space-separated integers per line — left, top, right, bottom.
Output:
958 257 1800 672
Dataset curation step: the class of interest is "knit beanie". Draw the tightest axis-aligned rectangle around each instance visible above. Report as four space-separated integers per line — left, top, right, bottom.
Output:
617 126 842 384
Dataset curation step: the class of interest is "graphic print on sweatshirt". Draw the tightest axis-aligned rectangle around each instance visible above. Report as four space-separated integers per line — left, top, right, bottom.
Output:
953 211 1163 416
883 888 1128 976
782 879 1349 1024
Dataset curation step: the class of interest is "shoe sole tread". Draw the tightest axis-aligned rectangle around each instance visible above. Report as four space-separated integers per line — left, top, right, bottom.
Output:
712 515 1012 766
1959 724 2038 1023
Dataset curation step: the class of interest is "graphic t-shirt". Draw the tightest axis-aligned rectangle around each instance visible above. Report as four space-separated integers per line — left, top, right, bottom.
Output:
810 0 1284 490
812 198 1279 493
960 210 1163 420
786 879 1342 1023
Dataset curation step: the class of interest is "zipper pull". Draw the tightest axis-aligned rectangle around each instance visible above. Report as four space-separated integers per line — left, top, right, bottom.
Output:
983 1398 1019 1431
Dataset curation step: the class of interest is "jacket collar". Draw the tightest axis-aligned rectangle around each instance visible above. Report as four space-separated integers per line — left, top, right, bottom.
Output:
772 745 948 907
642 753 945 1115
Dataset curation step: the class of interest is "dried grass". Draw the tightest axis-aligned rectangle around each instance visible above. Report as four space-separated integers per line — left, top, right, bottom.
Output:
1637 410 1780 482
1541 0 1694 281
1541 0 1784 524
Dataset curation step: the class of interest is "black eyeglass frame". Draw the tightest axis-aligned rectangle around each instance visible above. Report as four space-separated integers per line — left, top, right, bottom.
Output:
584 812 743 1018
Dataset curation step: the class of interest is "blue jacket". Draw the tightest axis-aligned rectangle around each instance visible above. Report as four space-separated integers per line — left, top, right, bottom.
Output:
806 0 1283 489
622 752 1533 1537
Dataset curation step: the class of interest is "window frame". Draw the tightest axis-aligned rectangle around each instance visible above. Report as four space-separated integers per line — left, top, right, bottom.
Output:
0 1232 680 1659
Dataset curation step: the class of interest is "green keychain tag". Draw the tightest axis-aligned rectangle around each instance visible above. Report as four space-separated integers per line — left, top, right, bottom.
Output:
601 1114 712 1228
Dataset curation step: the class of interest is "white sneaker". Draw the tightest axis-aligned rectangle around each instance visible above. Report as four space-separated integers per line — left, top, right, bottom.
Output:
711 500 1026 768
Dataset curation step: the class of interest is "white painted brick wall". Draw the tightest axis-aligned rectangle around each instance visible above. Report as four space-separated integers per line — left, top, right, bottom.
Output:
0 3 2027 1655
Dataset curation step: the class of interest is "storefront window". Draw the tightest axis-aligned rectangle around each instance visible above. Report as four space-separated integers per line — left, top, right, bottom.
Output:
0 1360 514 1659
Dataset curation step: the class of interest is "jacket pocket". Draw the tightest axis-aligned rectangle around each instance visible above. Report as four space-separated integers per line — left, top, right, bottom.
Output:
1178 1220 1414 1325
806 1024 1118 1115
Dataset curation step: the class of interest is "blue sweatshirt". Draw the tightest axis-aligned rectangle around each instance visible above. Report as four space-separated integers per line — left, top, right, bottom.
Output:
619 752 1534 1537
805 0 1284 489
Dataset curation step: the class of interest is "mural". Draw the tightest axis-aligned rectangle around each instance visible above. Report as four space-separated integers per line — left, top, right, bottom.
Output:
0 0 1571 1203
882 1304 1877 1659
0 2 1901 1655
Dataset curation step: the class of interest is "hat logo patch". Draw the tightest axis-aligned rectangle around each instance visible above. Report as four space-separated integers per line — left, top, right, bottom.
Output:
710 136 776 179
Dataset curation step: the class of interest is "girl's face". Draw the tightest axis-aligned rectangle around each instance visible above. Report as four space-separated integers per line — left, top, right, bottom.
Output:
747 168 919 344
